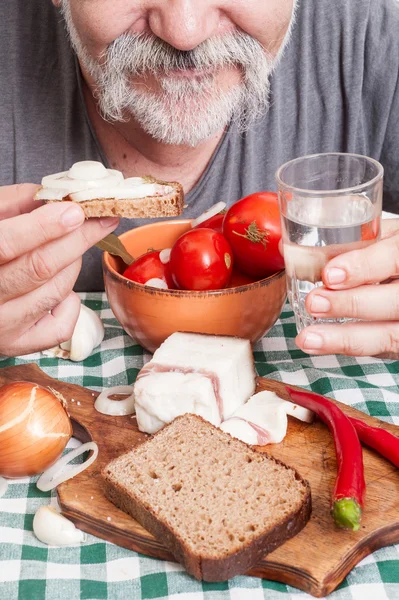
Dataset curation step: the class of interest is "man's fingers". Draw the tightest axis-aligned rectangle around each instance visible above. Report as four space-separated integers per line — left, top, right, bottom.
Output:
32 291 82 347
0 216 119 302
0 201 86 265
321 233 399 290
296 321 399 358
0 260 82 335
381 218 399 238
0 184 42 220
6 292 81 357
305 281 399 321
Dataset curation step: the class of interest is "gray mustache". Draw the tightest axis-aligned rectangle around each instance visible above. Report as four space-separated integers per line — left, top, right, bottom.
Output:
103 30 267 75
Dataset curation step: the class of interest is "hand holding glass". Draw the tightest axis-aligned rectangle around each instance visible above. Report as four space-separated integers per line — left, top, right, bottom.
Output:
276 153 383 333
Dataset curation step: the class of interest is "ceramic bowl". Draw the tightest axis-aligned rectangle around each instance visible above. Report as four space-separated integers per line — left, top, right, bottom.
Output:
103 220 286 352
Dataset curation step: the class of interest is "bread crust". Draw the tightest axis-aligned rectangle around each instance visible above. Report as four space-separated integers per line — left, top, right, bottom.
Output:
102 415 312 582
36 179 184 219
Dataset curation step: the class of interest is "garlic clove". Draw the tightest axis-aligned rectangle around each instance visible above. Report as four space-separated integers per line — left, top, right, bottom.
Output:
42 303 104 362
33 506 86 546
69 304 104 362
144 278 168 289
60 339 72 352
191 202 227 228
42 346 70 359
159 248 171 264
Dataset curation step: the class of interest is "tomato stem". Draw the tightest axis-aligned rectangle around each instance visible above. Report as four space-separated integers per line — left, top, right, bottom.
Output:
233 221 268 247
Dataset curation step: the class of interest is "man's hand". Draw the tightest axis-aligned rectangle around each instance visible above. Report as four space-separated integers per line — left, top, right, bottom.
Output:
295 218 399 359
0 184 119 357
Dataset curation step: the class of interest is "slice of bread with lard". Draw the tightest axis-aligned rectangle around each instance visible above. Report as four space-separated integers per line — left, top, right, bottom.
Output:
34 160 184 218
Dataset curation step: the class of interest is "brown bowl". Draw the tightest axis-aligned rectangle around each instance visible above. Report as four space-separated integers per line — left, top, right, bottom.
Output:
103 220 286 353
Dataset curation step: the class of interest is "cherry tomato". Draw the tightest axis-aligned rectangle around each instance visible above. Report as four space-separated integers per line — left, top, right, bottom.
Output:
193 212 224 233
169 228 233 291
122 250 173 288
222 192 284 279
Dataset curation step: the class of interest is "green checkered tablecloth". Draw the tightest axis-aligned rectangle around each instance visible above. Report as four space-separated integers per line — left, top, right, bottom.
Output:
1 293 399 600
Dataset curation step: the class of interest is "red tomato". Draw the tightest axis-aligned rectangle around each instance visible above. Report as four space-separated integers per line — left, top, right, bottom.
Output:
122 250 173 288
222 192 284 279
193 212 224 233
227 269 257 288
169 228 233 291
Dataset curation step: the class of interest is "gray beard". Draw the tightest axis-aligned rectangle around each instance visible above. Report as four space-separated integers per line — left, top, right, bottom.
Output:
60 3 292 146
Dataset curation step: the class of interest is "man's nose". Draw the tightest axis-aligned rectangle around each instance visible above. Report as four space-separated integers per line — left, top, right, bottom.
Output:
147 0 221 51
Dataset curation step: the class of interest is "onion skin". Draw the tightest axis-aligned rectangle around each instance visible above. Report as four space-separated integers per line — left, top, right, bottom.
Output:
0 382 72 478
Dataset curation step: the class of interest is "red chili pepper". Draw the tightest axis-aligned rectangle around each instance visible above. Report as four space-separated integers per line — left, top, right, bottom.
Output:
349 417 399 467
286 386 366 531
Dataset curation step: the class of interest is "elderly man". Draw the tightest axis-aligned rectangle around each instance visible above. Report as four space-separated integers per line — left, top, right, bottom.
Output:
0 0 398 358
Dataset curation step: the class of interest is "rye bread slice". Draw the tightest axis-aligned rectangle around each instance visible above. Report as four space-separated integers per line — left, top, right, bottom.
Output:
102 414 311 581
35 178 184 219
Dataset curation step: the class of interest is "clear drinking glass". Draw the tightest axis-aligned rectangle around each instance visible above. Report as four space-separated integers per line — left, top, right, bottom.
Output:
276 153 383 333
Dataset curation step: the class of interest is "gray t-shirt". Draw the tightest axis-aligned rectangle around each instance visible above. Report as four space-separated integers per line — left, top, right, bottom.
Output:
1 0 399 291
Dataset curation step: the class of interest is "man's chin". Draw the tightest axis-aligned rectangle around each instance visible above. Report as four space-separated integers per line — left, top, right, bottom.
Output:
125 86 243 146
136 112 231 147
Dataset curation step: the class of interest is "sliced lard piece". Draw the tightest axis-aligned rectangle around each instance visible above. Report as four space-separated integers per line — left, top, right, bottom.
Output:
136 332 256 421
221 405 288 445
220 418 271 445
248 390 314 423
220 390 313 446
134 371 220 434
70 181 174 202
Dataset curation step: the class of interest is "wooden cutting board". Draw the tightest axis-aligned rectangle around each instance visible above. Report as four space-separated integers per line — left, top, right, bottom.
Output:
2 363 399 597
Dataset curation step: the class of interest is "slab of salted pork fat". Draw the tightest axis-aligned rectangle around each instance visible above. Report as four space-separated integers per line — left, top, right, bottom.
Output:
134 332 256 434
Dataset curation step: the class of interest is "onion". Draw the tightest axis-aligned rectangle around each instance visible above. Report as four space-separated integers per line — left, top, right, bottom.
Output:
191 202 226 228
0 476 8 498
37 161 174 202
33 506 86 546
36 442 98 492
68 160 109 181
41 161 123 191
0 382 72 478
94 386 135 416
